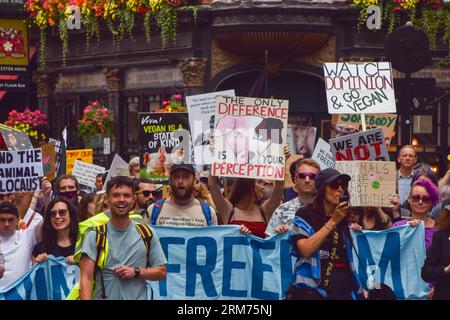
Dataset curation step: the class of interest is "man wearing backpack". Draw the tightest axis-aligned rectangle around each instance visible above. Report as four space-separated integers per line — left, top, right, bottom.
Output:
79 176 167 300
147 164 218 226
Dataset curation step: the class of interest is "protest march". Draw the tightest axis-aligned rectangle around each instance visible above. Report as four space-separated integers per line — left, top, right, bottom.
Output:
0 60 449 303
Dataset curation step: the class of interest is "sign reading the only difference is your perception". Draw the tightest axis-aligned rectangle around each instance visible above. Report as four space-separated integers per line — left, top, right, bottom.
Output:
212 96 289 180
335 161 396 207
323 62 396 114
329 128 389 161
0 148 44 193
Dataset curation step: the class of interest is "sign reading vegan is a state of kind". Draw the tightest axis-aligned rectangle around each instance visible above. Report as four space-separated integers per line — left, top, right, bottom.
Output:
323 62 396 114
0 148 44 193
212 96 289 180
138 112 191 184
335 161 396 207
329 128 389 161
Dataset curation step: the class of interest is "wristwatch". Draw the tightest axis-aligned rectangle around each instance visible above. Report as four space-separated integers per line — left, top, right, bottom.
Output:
134 267 141 278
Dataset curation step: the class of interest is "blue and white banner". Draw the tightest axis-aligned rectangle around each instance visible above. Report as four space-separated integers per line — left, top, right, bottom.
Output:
148 226 294 300
349 224 430 299
0 256 79 300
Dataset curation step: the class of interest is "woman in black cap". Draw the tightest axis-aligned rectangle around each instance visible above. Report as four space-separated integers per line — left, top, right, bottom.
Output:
288 168 358 300
421 199 450 300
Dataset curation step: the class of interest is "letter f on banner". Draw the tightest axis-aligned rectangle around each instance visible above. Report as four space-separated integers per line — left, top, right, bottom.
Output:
366 5 381 30
66 5 81 30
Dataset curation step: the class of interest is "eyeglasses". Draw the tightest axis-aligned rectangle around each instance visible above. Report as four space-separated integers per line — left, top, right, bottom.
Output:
296 172 317 180
49 209 68 218
328 180 349 190
410 194 431 204
138 190 158 198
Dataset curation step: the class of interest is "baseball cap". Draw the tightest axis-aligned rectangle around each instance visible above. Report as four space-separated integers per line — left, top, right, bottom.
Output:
315 168 351 191
171 164 196 175
0 201 19 217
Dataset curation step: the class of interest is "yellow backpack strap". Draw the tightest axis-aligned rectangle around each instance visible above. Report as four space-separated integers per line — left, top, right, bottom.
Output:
94 223 108 299
135 223 153 267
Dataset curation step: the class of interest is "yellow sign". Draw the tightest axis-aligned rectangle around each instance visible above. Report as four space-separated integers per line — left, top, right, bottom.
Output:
0 19 28 66
66 149 93 174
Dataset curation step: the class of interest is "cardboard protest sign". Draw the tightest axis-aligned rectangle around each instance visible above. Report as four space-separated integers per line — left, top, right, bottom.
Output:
186 90 235 166
335 161 396 207
65 149 93 174
40 143 56 181
331 113 397 146
102 154 128 191
0 123 33 151
323 62 396 114
329 128 389 161
212 96 289 180
72 160 105 189
311 138 335 170
138 112 191 184
0 149 44 192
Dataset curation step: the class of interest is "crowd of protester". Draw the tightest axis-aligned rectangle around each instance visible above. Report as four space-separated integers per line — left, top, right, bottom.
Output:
0 144 449 300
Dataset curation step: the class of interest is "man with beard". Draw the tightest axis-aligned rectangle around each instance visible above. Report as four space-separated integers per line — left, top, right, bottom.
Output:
147 164 218 227
79 176 167 300
265 158 320 237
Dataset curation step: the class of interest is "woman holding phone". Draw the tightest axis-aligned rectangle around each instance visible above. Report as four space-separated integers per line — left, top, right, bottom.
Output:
288 168 359 300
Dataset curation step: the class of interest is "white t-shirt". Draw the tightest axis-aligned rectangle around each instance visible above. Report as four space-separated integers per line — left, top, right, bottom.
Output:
23 208 43 229
0 227 37 289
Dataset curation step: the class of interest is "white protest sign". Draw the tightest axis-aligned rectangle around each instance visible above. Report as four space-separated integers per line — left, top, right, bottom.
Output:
212 96 289 180
72 160 105 189
329 128 389 161
0 149 44 192
311 138 334 170
186 90 235 165
335 161 396 207
102 154 128 191
323 62 396 114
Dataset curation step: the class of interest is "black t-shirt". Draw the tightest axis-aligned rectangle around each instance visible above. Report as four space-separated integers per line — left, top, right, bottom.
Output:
32 242 75 258
292 205 354 299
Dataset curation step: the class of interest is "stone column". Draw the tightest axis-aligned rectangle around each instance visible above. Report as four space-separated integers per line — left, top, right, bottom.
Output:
104 68 123 160
178 58 208 96
32 72 55 137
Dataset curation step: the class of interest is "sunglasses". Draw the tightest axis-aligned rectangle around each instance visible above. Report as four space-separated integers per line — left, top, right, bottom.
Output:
138 190 159 198
49 209 68 218
410 194 431 203
296 172 317 180
328 180 349 190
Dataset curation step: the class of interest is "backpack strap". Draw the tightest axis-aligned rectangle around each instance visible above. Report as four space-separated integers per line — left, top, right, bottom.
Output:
135 223 153 267
151 199 165 225
94 224 107 299
199 200 212 226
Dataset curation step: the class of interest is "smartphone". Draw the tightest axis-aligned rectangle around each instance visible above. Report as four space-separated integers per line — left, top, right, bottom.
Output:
339 195 350 204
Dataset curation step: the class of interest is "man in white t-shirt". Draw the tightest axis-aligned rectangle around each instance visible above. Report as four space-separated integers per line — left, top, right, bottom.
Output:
0 202 43 289
147 164 218 227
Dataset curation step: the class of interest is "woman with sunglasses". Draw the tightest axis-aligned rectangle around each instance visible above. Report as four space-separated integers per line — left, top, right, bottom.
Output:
421 198 450 300
392 180 439 249
32 197 78 265
288 168 359 300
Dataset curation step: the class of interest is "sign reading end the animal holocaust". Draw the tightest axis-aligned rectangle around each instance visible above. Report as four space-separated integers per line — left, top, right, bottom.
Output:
323 62 396 114
0 148 44 192
212 96 289 180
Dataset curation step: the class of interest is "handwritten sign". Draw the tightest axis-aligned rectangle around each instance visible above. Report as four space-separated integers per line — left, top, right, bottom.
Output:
335 161 396 207
323 62 396 114
311 138 334 170
329 128 389 161
212 96 289 180
331 113 397 146
0 148 44 192
72 160 105 189
186 90 235 165
65 149 93 174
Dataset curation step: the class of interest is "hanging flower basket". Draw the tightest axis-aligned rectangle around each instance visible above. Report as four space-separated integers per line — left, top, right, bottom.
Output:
77 100 114 146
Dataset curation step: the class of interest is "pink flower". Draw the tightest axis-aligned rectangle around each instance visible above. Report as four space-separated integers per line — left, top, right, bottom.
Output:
173 94 182 101
92 101 99 107
162 100 169 106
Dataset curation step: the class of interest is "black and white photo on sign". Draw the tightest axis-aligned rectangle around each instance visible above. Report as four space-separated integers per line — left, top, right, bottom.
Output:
287 115 317 158
186 89 235 166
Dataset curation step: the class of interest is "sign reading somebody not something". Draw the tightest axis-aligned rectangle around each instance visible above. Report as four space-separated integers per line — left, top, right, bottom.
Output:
0 149 43 193
335 161 396 207
329 128 389 161
323 62 396 114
